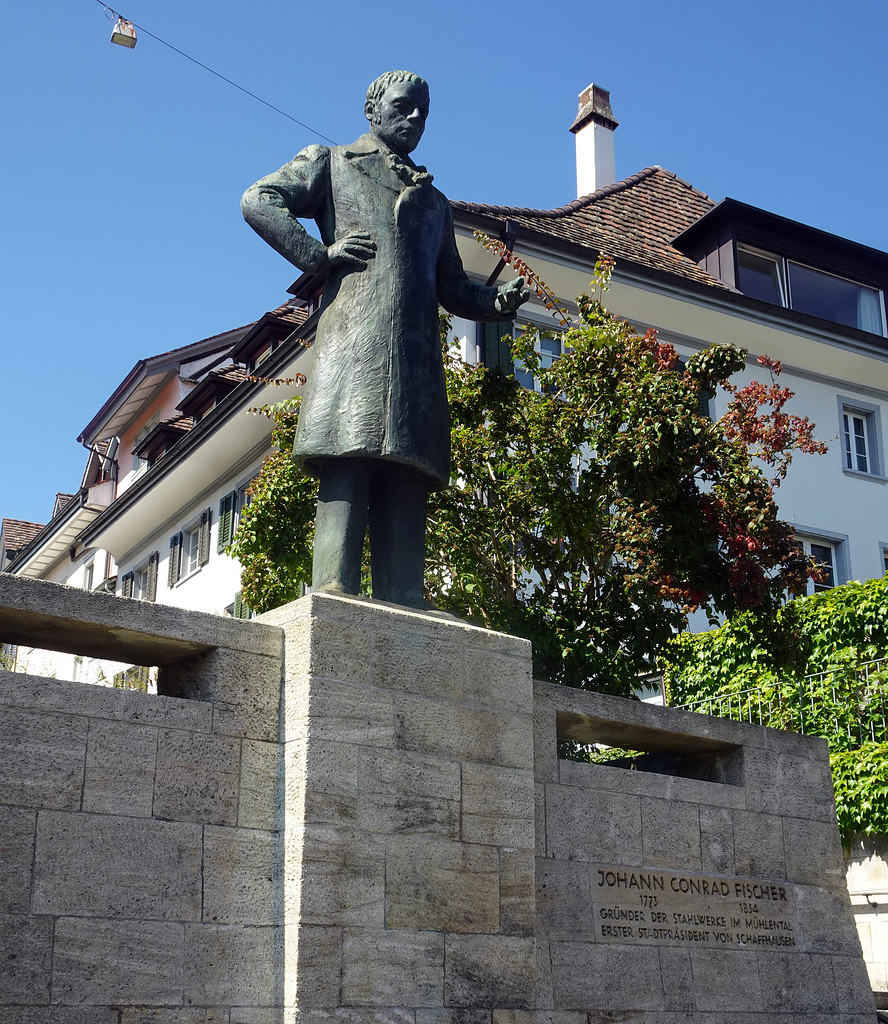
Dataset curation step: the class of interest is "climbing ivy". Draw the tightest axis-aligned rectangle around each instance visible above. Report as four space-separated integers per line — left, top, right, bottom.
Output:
663 575 888 839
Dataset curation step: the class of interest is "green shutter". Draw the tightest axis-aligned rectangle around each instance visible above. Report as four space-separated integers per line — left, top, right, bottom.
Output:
199 508 211 566
218 490 237 552
146 551 159 602
121 572 134 599
168 533 181 586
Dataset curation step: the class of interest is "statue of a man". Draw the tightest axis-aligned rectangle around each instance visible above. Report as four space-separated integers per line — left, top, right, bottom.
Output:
242 71 529 608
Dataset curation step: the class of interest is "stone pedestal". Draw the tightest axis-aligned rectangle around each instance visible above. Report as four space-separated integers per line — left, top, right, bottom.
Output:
846 835 888 1006
259 593 536 1018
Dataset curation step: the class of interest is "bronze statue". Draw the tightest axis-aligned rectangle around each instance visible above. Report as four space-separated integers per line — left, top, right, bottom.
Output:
242 71 529 608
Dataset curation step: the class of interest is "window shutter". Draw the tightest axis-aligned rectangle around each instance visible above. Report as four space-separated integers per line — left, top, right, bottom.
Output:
479 321 514 374
146 551 159 602
233 591 244 619
218 490 237 552
168 533 182 587
121 571 134 599
199 508 211 566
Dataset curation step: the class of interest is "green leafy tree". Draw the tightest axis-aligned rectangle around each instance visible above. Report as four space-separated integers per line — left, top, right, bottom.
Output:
231 257 824 695
229 383 318 611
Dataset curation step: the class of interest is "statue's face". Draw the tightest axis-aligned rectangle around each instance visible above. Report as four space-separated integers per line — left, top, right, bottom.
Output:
368 79 429 155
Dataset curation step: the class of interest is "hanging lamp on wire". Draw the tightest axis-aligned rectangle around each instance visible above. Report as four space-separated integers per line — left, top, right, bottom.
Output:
107 9 137 48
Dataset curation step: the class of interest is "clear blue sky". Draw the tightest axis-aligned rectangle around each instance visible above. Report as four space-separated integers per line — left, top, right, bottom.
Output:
3 0 887 526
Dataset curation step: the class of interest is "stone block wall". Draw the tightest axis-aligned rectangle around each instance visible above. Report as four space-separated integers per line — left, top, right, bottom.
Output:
0 576 878 1021
535 683 876 1021
0 575 284 1022
258 594 537 1016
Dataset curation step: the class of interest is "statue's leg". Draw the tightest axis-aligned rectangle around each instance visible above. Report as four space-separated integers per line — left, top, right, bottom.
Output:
312 459 371 594
368 466 429 607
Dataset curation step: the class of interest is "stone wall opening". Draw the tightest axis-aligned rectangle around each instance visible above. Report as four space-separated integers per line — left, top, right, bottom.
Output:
556 707 744 785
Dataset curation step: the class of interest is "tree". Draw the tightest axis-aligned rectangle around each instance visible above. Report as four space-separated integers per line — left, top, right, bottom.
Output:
231 257 825 695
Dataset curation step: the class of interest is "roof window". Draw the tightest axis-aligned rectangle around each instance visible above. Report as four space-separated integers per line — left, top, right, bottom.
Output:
737 245 885 335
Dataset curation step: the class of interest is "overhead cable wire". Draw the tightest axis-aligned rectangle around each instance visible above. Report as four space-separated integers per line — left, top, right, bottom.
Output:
96 1 338 145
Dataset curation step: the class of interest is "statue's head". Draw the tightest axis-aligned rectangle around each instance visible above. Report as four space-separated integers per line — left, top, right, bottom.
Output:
365 71 429 156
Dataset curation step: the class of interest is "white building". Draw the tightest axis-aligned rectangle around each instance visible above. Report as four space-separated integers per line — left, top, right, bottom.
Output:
5 82 888 679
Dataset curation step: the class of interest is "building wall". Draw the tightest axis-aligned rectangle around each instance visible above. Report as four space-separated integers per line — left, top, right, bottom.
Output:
116 375 195 499
115 459 265 617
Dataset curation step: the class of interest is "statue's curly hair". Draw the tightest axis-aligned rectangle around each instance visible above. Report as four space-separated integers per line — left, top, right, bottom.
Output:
365 71 427 109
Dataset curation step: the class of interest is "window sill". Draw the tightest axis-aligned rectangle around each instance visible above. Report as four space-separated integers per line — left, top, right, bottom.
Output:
174 566 202 587
842 468 888 484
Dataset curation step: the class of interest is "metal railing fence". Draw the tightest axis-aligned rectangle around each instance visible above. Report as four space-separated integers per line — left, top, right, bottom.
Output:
675 657 888 750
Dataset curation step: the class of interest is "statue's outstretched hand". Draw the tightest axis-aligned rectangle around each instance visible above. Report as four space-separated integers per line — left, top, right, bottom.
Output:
494 276 532 317
326 233 377 270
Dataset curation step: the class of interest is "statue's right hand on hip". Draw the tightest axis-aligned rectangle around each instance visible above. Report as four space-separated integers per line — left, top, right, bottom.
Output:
326 233 377 271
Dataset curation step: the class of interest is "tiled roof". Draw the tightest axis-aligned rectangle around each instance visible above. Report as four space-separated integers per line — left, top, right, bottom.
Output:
2 518 45 551
209 365 249 386
452 167 730 290
269 302 310 327
54 493 76 516
159 415 194 433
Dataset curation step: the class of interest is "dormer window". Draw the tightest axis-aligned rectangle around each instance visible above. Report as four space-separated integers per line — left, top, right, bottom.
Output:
737 245 885 335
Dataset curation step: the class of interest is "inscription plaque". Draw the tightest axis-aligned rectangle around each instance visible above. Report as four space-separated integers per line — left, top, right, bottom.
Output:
592 864 797 950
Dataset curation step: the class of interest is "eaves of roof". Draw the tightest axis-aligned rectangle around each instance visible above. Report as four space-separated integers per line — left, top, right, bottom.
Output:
77 325 252 446
674 197 888 271
4 484 113 578
76 330 313 554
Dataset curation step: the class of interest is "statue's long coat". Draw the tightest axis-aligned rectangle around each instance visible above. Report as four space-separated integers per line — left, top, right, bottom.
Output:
242 134 503 490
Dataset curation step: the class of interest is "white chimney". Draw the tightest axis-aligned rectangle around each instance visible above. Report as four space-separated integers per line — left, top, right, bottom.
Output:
570 83 619 197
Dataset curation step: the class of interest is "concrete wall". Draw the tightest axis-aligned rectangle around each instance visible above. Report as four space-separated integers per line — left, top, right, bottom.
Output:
535 683 875 1020
0 573 284 1021
0 575 877 1021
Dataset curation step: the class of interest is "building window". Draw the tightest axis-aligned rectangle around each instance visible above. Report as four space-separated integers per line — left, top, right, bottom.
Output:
808 541 835 592
737 247 786 306
83 560 94 591
844 411 870 473
837 397 884 478
132 413 160 472
795 532 849 595
217 482 257 553
182 523 202 577
227 591 255 619
737 245 886 335
121 551 158 601
169 508 211 586
477 321 563 390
